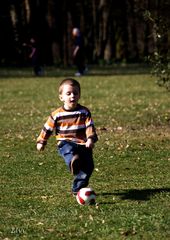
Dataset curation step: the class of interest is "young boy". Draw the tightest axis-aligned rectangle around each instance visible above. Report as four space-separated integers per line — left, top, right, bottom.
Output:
36 78 98 195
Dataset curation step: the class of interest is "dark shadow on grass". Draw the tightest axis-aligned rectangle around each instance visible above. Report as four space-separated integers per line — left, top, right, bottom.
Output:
98 188 170 204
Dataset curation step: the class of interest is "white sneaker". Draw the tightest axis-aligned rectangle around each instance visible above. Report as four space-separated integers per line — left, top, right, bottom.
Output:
75 72 82 77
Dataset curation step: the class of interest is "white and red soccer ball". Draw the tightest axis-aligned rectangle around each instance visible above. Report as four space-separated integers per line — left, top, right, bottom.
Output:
76 187 96 205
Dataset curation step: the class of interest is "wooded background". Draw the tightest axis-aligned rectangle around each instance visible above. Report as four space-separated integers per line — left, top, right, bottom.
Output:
0 0 169 67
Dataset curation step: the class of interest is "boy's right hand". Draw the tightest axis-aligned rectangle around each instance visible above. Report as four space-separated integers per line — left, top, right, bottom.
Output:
85 138 94 148
37 143 44 151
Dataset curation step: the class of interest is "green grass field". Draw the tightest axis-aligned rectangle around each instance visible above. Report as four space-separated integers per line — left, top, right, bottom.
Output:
0 68 170 239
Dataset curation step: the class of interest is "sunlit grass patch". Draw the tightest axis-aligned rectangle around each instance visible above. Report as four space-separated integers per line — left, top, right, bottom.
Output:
0 69 170 239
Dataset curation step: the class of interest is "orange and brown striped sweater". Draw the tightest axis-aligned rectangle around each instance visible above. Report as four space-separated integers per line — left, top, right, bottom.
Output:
37 104 98 146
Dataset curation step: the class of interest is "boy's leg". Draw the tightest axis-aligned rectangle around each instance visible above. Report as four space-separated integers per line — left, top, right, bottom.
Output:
58 141 94 194
72 146 94 193
70 154 80 175
57 141 80 173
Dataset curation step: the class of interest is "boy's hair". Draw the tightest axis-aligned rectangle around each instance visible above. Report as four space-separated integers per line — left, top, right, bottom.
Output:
59 78 81 94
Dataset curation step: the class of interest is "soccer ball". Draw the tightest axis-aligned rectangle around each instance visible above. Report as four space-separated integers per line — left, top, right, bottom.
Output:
76 187 96 205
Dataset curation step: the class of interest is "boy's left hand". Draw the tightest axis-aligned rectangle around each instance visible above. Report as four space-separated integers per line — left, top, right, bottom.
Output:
85 138 94 148
37 143 44 151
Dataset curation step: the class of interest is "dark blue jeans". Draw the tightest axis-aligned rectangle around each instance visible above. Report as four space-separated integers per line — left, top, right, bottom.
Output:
57 141 94 193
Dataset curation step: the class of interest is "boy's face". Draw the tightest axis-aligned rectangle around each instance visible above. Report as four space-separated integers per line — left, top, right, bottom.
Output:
59 84 80 110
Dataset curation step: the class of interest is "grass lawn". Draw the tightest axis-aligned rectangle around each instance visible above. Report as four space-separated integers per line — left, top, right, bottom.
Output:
0 67 170 239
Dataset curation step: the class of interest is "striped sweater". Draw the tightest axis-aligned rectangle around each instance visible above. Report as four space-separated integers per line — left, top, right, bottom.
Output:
37 104 98 145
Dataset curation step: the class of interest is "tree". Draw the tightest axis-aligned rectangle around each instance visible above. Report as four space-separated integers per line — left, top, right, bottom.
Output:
144 0 170 90
0 1 16 65
0 0 169 67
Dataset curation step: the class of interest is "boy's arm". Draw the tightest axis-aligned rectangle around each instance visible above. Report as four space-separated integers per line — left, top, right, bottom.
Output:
85 128 98 148
36 115 55 151
37 142 45 151
85 138 94 148
36 128 52 151
85 112 98 148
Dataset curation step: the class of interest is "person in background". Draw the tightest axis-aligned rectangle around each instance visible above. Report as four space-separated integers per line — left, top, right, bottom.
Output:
72 28 87 76
23 37 43 76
